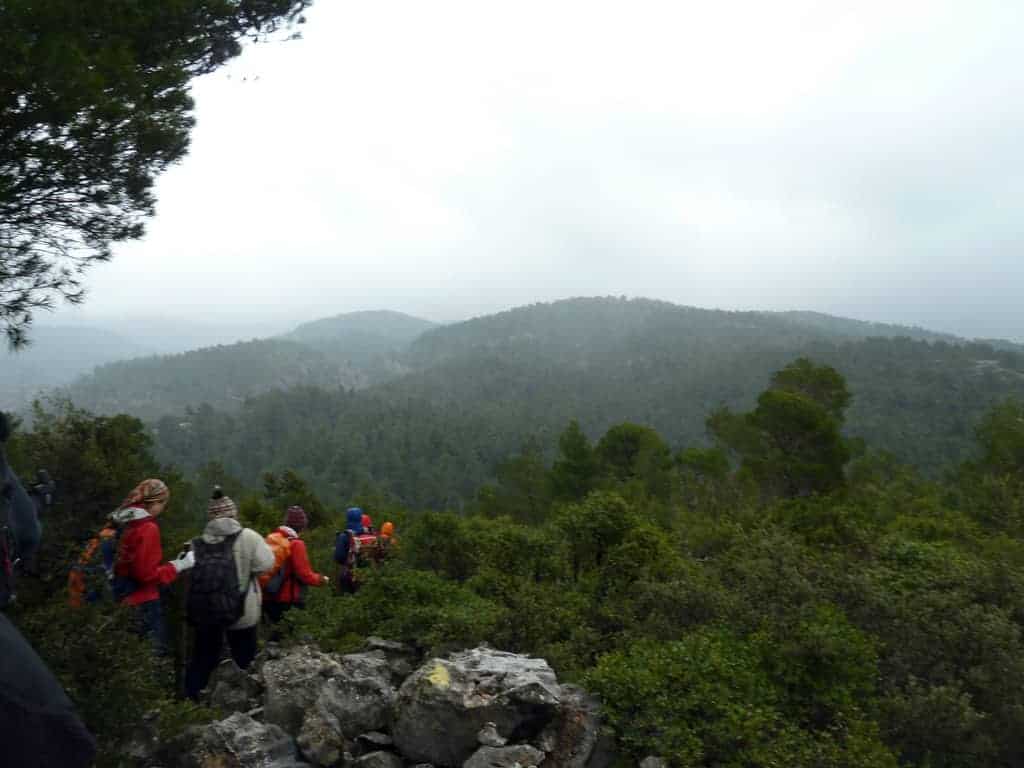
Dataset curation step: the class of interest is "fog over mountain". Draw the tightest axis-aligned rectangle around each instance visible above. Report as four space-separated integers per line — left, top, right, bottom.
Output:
33 0 1024 343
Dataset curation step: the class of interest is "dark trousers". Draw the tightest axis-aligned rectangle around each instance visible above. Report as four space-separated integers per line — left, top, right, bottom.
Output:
185 624 258 700
262 600 296 624
134 599 166 655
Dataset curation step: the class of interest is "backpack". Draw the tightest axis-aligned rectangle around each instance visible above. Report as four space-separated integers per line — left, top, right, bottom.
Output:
186 531 244 627
333 529 359 568
69 526 125 607
259 531 293 593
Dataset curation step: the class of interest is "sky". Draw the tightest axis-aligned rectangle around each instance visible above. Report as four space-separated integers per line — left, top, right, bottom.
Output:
52 0 1024 342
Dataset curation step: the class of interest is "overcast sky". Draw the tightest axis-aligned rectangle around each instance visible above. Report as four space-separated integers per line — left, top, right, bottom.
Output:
53 0 1024 341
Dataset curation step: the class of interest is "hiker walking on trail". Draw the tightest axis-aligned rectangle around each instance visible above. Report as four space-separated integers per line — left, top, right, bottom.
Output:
261 505 328 624
1 411 97 767
334 506 375 594
184 488 273 700
111 478 194 651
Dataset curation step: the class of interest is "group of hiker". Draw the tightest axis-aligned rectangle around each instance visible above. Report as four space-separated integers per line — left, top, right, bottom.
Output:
67 479 398 700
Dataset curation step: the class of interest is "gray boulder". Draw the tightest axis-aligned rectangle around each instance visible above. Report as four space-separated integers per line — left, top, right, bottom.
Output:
296 652 397 766
392 647 561 767
178 712 308 768
365 636 419 682
354 751 404 768
264 646 344 735
531 684 602 768
638 758 667 768
463 744 545 768
204 659 263 714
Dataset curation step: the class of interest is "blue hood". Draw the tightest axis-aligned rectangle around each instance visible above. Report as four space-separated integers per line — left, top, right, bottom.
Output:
346 507 364 533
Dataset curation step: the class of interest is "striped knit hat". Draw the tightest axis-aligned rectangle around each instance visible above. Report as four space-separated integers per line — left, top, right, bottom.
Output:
207 486 238 520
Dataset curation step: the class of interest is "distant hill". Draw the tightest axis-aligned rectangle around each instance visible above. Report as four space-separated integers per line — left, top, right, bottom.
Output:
286 309 436 344
55 310 437 418
61 338 355 418
763 310 964 344
282 310 437 384
0 325 151 411
151 297 1024 507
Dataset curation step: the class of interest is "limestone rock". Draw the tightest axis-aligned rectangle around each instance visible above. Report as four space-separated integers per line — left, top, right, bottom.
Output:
264 646 344 735
477 722 507 748
463 744 545 768
178 712 308 768
392 647 561 767
532 684 602 768
296 651 397 765
204 659 263 714
354 751 403 768
365 636 419 682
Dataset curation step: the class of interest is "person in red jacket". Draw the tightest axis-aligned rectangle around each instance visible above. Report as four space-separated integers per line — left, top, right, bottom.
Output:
111 478 193 651
262 505 328 625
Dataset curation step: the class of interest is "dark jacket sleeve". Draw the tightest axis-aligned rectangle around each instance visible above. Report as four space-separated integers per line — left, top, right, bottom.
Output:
0 612 97 768
1 450 41 560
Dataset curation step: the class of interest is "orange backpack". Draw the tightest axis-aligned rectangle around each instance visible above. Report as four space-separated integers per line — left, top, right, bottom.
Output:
259 531 293 591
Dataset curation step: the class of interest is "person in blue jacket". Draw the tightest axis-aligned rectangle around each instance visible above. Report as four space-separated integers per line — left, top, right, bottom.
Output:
333 507 366 594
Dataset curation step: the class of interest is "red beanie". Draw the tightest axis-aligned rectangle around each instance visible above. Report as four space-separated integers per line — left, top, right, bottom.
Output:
285 505 308 531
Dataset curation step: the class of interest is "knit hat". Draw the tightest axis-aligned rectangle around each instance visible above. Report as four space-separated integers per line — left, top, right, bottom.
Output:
285 505 308 531
380 521 394 538
119 478 169 510
361 513 373 532
207 486 238 520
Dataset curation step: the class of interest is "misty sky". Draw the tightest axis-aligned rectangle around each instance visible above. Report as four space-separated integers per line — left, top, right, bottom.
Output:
53 0 1024 340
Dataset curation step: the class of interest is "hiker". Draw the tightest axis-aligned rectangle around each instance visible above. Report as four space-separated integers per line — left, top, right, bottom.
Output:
261 505 328 624
1 411 97 767
333 506 366 594
184 487 273 700
67 518 118 608
111 478 194 651
377 520 397 562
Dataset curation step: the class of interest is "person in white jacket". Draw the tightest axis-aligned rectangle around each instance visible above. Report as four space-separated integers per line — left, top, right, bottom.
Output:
184 487 273 700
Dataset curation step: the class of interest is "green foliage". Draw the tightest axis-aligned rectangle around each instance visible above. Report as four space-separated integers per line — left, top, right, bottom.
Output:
13 366 1024 768
0 0 311 346
586 629 896 768
710 362 853 499
595 422 674 501
550 419 600 502
770 357 852 420
262 468 329 528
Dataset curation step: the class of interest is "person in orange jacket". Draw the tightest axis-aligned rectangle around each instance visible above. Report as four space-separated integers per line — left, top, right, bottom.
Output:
376 520 397 563
262 505 328 624
111 479 194 651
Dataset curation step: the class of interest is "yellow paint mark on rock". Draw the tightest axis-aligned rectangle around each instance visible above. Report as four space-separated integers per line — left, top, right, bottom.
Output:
427 662 451 688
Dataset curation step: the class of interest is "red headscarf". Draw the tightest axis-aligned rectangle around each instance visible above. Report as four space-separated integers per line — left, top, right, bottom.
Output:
119 478 169 510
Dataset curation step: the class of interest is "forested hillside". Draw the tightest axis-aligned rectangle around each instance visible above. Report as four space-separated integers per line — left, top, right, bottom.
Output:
148 298 1024 507
59 310 437 417
0 325 150 411
63 339 353 417
10 359 1024 767
283 309 437 384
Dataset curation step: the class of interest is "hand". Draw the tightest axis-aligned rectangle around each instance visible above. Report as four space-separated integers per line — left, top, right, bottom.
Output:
171 549 195 573
322 576 330 585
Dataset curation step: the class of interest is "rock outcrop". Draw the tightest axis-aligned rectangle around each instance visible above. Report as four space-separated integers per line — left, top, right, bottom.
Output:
391 648 561 766
166 640 611 768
